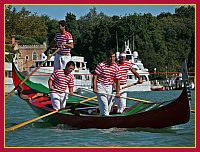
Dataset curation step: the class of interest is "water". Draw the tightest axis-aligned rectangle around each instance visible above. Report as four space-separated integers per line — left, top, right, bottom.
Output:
5 90 195 147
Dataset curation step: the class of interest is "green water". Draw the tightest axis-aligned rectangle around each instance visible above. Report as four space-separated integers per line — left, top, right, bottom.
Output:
5 90 195 147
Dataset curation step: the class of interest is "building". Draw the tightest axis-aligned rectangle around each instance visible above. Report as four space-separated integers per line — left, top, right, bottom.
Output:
15 44 46 72
5 35 20 48
6 35 46 72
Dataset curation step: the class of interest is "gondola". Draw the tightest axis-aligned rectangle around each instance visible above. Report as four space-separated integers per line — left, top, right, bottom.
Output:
9 62 191 129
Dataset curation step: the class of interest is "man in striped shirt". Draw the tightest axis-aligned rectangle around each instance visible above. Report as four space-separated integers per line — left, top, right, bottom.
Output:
48 61 75 110
116 52 143 113
93 51 121 116
45 20 74 71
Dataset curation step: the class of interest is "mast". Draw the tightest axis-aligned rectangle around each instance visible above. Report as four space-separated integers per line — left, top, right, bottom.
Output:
132 33 135 52
116 31 119 59
131 33 135 61
116 31 119 52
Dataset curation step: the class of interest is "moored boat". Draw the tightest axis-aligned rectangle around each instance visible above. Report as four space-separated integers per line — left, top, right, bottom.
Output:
151 85 165 91
7 61 191 129
5 62 15 93
151 80 165 91
116 40 151 91
15 52 93 92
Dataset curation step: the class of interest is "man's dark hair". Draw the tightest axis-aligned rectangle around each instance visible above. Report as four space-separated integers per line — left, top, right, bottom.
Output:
59 20 67 27
106 50 115 57
66 61 75 67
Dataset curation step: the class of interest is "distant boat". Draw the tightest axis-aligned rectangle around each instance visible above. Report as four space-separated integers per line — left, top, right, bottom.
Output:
5 62 14 93
151 85 165 91
116 40 151 91
5 52 93 93
151 80 165 91
29 53 92 92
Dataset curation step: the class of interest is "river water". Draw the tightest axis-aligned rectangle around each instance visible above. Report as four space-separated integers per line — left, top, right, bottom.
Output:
5 90 195 147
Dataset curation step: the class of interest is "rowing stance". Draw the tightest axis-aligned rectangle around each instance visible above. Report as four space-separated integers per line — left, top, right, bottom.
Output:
93 50 122 116
45 20 74 71
48 61 75 110
116 51 143 113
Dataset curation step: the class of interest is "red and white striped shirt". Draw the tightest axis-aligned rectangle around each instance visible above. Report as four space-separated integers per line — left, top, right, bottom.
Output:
117 60 133 84
54 31 73 55
95 62 122 85
50 69 74 92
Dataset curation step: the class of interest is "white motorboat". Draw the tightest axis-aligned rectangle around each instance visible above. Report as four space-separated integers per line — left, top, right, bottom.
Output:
5 62 15 93
116 41 151 91
7 42 151 93
29 53 92 91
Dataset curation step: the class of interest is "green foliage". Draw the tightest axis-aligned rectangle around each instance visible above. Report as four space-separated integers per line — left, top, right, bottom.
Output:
5 5 195 73
5 45 15 62
15 35 39 45
5 6 48 44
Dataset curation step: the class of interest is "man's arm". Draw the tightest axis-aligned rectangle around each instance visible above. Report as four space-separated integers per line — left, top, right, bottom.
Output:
93 74 98 93
44 40 57 55
115 79 120 97
69 87 74 95
62 42 74 49
48 79 53 90
130 68 143 84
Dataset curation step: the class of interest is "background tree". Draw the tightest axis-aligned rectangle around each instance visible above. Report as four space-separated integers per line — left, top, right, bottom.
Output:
65 13 81 56
5 5 195 74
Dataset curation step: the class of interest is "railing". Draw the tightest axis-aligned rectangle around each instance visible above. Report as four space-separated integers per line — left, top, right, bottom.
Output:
19 45 46 49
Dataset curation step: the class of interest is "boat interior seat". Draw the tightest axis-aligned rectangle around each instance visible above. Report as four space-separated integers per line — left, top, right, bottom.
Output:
31 96 52 108
31 101 52 108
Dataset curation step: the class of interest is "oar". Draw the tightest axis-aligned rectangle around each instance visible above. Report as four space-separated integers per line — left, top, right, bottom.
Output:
5 48 61 100
6 110 58 132
66 96 97 113
53 88 98 102
113 83 138 92
96 92 153 104
6 96 97 132
66 96 97 108
121 82 138 89
73 94 98 102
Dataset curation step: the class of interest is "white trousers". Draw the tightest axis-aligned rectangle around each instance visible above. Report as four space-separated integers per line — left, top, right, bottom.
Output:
50 92 68 110
54 53 71 71
97 83 114 116
115 85 128 113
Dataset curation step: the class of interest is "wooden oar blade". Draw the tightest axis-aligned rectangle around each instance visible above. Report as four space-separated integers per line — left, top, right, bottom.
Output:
6 110 58 132
73 93 98 102
97 91 153 104
79 96 97 104
121 82 138 89
78 88 153 104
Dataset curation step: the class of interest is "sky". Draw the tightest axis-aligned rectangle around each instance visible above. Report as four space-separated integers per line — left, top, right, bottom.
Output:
11 4 187 20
